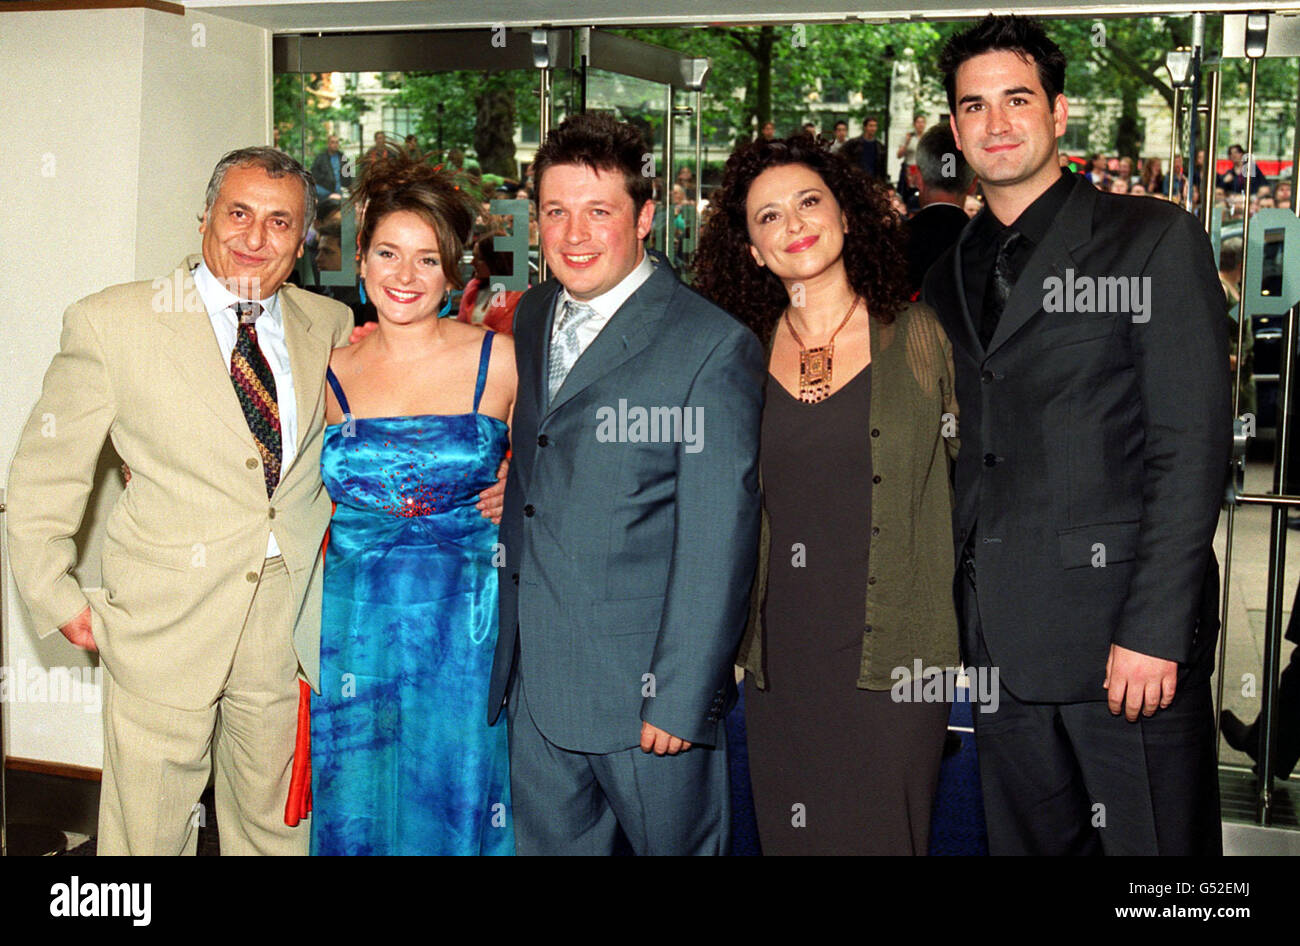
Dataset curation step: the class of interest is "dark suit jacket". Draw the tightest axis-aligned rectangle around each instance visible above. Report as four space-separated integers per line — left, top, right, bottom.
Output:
905 202 971 293
922 177 1231 703
309 149 350 196
488 263 764 753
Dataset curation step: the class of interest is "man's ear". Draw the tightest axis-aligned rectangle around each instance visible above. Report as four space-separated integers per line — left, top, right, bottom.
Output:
636 199 655 240
1052 93 1069 140
949 113 962 153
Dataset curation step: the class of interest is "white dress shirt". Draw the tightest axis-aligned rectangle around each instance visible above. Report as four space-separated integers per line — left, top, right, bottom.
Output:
551 251 655 360
193 260 296 557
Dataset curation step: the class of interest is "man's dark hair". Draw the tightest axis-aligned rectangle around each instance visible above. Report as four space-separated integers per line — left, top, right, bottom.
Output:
834 120 848 130
938 14 1067 114
916 124 974 193
531 112 653 213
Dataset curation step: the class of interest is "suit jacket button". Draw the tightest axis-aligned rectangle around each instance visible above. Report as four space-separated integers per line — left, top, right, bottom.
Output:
537 434 549 447
512 572 519 585
524 504 535 517
981 369 994 383
246 571 259 583
246 458 259 469
268 507 276 519
872 475 882 484
870 428 880 438
983 453 997 467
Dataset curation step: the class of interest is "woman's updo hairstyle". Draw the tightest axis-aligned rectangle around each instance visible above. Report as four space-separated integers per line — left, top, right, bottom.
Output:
351 149 476 290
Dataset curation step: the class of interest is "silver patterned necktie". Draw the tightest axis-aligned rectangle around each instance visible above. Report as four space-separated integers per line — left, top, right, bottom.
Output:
548 299 598 404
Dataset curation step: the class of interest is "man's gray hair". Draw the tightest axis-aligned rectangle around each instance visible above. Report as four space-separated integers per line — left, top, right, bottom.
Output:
203 146 316 237
915 125 975 194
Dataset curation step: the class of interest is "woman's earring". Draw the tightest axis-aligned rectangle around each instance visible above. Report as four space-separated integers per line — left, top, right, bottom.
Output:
437 293 453 317
359 280 368 305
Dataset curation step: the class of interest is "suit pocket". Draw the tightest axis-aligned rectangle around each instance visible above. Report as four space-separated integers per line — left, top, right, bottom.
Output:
1057 520 1140 569
101 549 193 627
1037 312 1115 349
591 596 664 637
84 588 113 671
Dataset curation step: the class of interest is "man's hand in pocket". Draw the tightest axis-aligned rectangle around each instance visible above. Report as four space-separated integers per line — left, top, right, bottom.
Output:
60 606 98 652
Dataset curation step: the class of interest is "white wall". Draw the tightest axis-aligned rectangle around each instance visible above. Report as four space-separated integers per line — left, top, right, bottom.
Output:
0 7 271 768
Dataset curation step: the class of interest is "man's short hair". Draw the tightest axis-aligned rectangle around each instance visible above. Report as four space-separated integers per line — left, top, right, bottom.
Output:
864 116 878 127
1220 236 1243 273
531 112 654 213
834 120 848 130
915 125 974 193
938 14 1067 114
204 146 315 238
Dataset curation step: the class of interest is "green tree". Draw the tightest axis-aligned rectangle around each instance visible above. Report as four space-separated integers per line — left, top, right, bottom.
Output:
389 71 539 177
273 73 370 166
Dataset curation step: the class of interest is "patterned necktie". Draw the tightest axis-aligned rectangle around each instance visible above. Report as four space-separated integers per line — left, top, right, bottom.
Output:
548 299 598 404
979 229 1023 349
230 301 282 497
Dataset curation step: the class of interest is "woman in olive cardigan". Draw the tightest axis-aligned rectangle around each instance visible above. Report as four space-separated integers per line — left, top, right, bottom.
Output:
694 134 960 855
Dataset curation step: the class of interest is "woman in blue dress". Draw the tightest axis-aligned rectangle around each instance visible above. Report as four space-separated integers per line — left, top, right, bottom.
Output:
310 156 517 855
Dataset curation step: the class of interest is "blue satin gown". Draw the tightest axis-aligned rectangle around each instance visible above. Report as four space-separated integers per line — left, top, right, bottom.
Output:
311 331 514 855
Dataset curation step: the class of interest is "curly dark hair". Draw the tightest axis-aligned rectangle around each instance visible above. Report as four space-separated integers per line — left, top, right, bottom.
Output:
693 133 908 345
349 147 476 290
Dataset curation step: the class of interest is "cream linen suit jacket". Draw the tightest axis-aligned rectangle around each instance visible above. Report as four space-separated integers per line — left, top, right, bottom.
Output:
6 255 353 709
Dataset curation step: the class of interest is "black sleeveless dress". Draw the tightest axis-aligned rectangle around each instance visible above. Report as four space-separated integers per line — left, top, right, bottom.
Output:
745 364 950 855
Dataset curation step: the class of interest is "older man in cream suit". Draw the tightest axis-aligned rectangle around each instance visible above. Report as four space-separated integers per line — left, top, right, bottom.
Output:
6 147 353 855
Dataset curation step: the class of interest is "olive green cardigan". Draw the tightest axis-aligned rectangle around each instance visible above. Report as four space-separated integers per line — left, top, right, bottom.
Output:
737 301 961 691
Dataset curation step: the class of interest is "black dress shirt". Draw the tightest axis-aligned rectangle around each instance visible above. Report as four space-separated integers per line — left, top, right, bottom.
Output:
961 170 1077 332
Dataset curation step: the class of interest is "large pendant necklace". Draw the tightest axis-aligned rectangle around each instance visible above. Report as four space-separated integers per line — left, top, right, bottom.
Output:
784 294 861 403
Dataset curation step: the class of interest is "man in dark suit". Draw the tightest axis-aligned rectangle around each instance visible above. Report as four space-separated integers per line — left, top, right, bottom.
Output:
905 124 975 294
309 134 350 201
843 116 887 182
923 15 1231 855
488 113 764 855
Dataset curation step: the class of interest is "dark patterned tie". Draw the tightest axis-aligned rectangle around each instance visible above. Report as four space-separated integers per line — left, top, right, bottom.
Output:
979 229 1023 349
230 301 282 497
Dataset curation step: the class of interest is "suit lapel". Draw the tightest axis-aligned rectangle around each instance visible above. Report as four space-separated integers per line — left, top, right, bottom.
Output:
544 265 673 419
986 176 1095 357
280 289 331 477
155 258 257 447
949 232 983 359
526 280 563 417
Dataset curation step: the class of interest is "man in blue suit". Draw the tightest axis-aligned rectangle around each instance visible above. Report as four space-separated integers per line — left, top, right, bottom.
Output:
488 113 764 855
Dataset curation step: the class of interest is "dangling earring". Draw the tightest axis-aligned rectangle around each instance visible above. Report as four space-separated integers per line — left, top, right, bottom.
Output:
356 232 367 304
437 293 452 317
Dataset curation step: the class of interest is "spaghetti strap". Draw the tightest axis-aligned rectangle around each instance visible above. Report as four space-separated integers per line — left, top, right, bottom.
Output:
472 331 494 414
325 365 352 417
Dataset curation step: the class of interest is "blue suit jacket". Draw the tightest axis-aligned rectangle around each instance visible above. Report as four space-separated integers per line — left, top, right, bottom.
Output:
488 262 764 753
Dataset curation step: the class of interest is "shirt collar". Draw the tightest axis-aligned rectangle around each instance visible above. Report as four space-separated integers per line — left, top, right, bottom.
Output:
1011 169 1076 245
558 251 654 321
192 259 283 325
